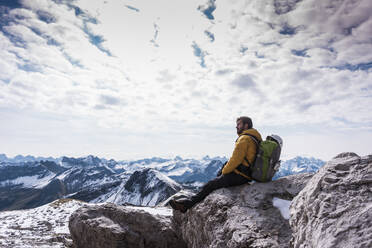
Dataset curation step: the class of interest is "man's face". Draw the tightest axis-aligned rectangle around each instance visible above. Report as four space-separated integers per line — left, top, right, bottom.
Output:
236 120 247 135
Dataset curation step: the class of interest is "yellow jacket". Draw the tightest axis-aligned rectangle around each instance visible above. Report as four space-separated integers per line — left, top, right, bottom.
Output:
222 128 262 178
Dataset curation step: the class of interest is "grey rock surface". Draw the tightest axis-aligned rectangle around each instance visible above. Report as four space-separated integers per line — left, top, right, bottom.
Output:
290 152 372 248
69 203 187 248
172 173 313 248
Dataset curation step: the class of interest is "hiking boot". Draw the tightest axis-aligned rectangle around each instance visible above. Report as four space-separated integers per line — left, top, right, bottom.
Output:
169 199 188 213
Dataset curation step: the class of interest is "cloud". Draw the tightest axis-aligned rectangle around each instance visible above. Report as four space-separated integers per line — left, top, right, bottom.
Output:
156 70 177 83
0 0 372 159
100 94 121 106
273 0 302 15
231 74 256 89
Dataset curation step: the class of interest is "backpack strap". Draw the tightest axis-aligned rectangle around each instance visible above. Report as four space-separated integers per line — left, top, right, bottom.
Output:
240 133 259 146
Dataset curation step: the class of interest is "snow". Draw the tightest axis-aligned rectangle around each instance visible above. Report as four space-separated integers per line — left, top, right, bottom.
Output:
165 167 192 176
0 173 56 189
101 164 116 174
153 170 180 189
127 206 173 217
273 197 291 220
292 166 304 172
147 192 160 206
0 199 89 247
56 168 73 180
187 181 204 187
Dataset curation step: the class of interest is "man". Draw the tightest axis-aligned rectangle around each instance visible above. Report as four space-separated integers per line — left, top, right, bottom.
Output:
170 116 262 213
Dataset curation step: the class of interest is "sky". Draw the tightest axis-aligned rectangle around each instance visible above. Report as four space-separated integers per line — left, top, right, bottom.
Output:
0 0 371 161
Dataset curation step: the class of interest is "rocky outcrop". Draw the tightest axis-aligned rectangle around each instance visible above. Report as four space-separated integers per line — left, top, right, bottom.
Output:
68 152 372 248
172 173 313 248
290 152 372 248
69 203 187 248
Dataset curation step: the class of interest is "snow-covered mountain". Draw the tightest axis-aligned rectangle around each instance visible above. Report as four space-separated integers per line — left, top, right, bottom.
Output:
0 153 60 163
119 156 227 185
0 155 195 211
274 156 325 179
90 169 182 206
0 154 325 211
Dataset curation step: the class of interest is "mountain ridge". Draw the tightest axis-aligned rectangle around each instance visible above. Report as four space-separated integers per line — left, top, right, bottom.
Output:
0 154 325 211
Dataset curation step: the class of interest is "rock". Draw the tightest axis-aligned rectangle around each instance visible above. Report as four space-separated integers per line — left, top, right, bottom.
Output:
69 203 187 248
172 173 313 248
290 152 372 248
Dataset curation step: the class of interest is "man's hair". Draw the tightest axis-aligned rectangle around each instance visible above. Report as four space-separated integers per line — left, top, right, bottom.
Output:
237 116 253 129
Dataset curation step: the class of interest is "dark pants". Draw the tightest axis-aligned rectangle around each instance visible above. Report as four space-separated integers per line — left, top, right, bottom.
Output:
184 173 250 209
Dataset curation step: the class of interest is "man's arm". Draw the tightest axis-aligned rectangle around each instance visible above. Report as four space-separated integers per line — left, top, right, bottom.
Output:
216 161 227 176
221 138 248 174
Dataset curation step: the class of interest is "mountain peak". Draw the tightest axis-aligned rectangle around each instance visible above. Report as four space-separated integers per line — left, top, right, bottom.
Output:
174 156 183 161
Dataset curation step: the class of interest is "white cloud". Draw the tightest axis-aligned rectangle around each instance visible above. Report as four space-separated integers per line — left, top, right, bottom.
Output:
0 0 371 159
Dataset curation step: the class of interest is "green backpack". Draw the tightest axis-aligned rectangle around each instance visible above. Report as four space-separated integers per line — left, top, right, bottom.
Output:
240 134 283 182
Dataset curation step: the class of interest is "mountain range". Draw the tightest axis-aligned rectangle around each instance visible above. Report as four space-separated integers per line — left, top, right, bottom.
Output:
0 154 325 211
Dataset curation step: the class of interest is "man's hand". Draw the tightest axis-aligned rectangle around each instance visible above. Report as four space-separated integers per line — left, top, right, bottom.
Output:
217 161 228 177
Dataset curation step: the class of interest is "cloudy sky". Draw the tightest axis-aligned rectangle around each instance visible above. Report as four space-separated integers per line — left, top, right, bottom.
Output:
0 0 371 161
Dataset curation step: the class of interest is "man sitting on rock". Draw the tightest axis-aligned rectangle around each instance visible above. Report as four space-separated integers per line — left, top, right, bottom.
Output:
170 116 262 213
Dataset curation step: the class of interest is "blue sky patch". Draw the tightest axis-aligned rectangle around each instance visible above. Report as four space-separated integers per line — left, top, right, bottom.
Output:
82 24 112 56
63 52 83 68
29 26 61 47
46 37 60 46
204 30 215 42
0 6 16 31
126 5 140 12
192 42 206 68
291 49 309 57
333 62 372 71
73 6 83 16
3 31 27 48
279 24 296 35
240 46 248 54
198 0 216 20
37 10 56 24
17 63 41 73
0 0 22 9
89 34 112 56
1 79 10 84
90 34 104 45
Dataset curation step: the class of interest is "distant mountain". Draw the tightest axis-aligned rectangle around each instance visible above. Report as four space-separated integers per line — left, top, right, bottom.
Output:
274 156 325 179
61 155 105 168
0 160 71 210
0 154 59 163
0 156 190 210
89 168 182 206
0 154 325 211
119 156 227 185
